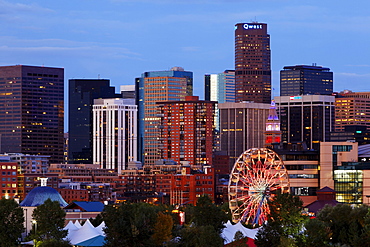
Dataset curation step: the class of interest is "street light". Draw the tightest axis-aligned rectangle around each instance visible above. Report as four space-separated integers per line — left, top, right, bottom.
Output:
366 195 370 205
32 220 37 246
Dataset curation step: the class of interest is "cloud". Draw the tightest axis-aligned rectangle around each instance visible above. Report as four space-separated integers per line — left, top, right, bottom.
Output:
336 72 370 77
0 37 142 63
0 0 53 15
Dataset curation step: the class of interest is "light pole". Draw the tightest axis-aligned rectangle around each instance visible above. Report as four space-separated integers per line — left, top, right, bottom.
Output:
32 220 37 246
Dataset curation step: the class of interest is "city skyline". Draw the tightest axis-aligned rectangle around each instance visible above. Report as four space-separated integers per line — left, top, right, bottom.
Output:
1 0 370 131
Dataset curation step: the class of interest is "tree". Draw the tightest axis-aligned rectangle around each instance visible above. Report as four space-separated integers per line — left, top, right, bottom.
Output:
38 239 72 247
151 212 173 246
315 204 369 246
254 193 307 247
191 195 228 234
177 225 224 247
103 202 159 247
31 198 68 243
90 213 103 227
0 198 24 246
303 218 332 247
234 230 244 241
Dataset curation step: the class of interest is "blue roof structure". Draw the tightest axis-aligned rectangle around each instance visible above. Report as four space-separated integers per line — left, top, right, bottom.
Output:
20 186 68 207
65 201 105 212
75 235 106 246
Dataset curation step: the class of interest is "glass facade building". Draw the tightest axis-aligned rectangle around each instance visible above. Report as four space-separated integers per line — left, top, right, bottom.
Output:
219 102 270 169
0 65 64 163
135 67 192 165
235 23 271 103
204 70 235 131
275 95 335 150
280 65 333 96
68 79 118 164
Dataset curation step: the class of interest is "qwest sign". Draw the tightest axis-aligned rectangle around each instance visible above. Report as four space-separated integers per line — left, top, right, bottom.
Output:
243 24 263 30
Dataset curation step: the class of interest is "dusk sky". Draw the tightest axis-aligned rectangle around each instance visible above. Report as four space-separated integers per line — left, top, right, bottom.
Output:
1 0 370 103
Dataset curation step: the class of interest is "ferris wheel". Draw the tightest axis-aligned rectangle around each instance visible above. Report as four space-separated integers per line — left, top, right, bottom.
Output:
228 148 289 225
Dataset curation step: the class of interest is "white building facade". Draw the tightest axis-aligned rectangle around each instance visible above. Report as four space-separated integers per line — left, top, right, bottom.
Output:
93 98 137 174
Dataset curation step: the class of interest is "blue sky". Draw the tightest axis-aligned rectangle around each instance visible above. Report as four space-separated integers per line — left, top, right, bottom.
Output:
1 0 370 102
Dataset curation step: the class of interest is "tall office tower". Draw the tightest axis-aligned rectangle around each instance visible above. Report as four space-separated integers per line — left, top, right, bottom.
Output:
93 98 137 174
136 67 192 165
0 65 64 163
219 102 270 169
120 85 135 99
280 65 333 96
235 23 271 103
204 70 235 102
204 70 235 132
264 100 281 149
68 79 118 164
335 91 370 132
275 95 335 150
158 96 216 168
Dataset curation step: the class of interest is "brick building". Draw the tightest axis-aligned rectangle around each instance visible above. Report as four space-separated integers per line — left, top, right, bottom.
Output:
158 96 216 169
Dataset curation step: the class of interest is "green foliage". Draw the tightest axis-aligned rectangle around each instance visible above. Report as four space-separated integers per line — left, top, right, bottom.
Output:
176 225 224 247
102 199 228 246
192 195 228 234
90 213 103 227
234 230 244 241
102 202 160 247
315 204 370 246
0 198 24 247
151 211 173 246
220 202 232 222
166 196 227 246
38 239 72 247
31 198 68 243
254 193 307 247
303 218 331 247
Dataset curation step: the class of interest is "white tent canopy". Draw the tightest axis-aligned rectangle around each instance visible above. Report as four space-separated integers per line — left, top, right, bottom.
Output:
221 220 260 244
64 220 106 246
74 220 82 229
95 221 106 236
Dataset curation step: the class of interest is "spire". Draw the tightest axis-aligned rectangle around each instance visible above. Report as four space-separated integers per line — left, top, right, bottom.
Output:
265 100 281 149
267 100 279 121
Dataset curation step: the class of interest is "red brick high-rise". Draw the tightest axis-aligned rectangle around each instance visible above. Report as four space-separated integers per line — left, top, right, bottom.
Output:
235 23 271 103
158 96 216 168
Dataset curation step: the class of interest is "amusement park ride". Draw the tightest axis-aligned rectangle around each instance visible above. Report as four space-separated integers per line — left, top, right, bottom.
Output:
228 148 290 226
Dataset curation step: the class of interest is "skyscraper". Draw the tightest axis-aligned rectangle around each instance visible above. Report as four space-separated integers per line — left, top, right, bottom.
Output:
235 23 271 103
219 102 270 169
158 96 216 168
136 67 192 165
275 95 335 150
93 98 137 174
204 70 235 103
280 65 333 96
204 70 235 131
68 79 118 164
0 65 64 163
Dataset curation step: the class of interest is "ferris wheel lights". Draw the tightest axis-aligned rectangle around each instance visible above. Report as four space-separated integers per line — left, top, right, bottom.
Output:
228 148 290 225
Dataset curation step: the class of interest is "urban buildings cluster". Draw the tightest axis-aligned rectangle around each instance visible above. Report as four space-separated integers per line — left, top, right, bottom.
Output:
0 22 370 210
